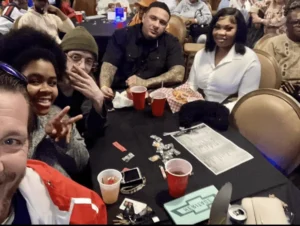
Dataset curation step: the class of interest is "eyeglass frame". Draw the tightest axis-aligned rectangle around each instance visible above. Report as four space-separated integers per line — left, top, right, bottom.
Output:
66 52 99 70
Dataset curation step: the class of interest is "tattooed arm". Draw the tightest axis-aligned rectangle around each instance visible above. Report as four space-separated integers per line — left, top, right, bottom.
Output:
99 62 118 99
99 62 117 87
126 65 185 88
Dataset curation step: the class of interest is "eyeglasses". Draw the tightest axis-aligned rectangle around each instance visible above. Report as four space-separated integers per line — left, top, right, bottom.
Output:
66 53 98 69
0 62 28 84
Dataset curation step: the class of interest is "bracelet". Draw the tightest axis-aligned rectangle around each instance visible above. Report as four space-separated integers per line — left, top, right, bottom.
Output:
120 177 146 195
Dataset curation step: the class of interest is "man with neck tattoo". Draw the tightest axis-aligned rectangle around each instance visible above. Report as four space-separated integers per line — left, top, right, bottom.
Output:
0 65 107 224
17 0 74 43
99 1 185 99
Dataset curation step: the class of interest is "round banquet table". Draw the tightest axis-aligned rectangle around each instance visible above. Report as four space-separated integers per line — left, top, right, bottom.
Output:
88 105 300 224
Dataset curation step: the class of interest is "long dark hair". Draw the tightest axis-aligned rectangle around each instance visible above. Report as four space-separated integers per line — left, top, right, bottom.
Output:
205 7 248 55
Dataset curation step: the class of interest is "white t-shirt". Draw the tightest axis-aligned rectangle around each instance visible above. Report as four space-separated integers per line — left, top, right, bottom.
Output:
187 45 261 105
18 9 74 44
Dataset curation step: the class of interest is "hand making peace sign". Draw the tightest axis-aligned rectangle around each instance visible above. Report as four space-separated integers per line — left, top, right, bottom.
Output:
45 106 83 143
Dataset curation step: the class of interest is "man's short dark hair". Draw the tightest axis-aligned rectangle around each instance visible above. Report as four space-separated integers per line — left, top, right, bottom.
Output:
205 7 247 55
0 71 36 137
146 2 171 17
285 0 300 17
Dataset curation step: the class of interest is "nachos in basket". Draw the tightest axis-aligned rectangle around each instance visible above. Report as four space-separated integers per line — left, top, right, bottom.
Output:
172 89 195 104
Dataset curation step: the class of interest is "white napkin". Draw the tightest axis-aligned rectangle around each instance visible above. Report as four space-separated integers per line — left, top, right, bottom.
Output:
112 91 133 109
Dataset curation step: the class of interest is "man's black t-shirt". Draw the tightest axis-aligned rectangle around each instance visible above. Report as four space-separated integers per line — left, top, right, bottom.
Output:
103 23 185 88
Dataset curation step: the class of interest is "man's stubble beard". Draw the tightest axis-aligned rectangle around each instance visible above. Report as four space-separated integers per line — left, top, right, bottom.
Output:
0 170 25 223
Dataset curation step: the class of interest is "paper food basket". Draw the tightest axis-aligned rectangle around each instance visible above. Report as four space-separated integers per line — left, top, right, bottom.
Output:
154 84 204 113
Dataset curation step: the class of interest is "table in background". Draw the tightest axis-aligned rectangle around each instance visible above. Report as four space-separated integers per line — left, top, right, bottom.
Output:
89 106 300 223
79 18 130 76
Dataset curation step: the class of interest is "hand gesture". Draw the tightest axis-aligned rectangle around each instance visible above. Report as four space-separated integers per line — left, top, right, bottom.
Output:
45 106 82 143
67 65 104 102
47 4 59 14
101 86 114 100
126 75 147 87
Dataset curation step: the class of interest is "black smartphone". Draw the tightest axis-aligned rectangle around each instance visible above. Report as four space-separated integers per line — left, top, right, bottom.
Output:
121 167 143 186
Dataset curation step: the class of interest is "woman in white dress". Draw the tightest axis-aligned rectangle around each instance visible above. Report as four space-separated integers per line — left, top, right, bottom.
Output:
187 7 261 110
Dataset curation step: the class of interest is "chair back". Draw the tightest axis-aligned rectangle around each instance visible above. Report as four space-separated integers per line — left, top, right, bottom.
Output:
183 43 205 81
166 15 187 45
254 49 282 89
230 88 300 174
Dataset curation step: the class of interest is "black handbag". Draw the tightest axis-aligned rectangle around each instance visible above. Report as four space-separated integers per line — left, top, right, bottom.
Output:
189 24 209 42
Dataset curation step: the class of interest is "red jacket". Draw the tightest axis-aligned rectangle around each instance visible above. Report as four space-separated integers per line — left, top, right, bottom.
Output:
21 160 107 224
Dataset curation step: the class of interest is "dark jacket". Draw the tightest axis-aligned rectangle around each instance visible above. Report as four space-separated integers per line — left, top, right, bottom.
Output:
54 87 107 142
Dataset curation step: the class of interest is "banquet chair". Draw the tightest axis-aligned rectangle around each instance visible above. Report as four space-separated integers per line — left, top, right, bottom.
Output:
166 15 187 46
230 88 300 175
183 43 205 81
73 0 97 16
254 33 276 50
254 49 282 89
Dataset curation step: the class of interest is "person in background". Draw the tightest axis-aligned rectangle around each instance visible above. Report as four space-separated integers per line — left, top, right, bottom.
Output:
172 0 212 26
187 8 261 111
0 67 107 224
129 0 156 26
0 27 90 179
55 0 76 18
17 0 74 43
250 0 287 35
96 0 131 15
218 0 230 10
158 0 178 12
100 2 185 99
57 26 107 141
229 0 251 22
0 0 28 35
261 0 300 82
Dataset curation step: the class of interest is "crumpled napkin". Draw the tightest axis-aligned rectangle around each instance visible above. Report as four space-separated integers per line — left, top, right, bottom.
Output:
112 91 133 109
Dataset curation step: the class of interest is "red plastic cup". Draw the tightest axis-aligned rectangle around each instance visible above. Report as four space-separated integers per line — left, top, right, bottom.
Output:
150 91 166 117
75 12 83 23
116 22 124 29
165 158 193 198
130 86 147 110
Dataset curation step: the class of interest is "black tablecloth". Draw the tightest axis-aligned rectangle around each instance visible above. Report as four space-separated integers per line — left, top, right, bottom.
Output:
80 18 128 38
89 106 296 223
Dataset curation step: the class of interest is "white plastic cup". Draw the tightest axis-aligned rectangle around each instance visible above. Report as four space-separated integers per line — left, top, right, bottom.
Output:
97 169 122 204
165 158 193 198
